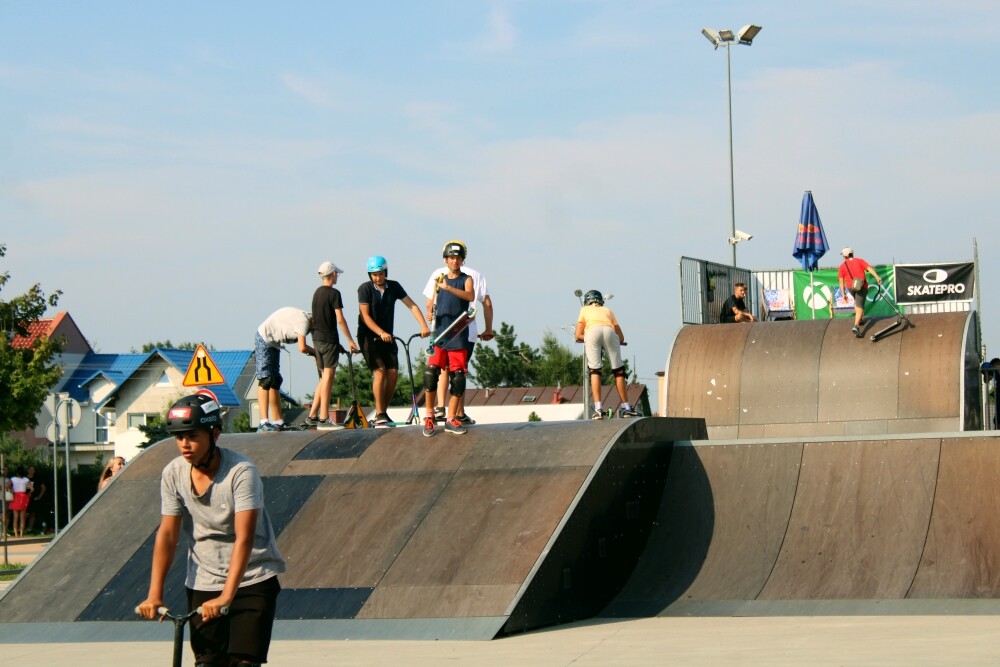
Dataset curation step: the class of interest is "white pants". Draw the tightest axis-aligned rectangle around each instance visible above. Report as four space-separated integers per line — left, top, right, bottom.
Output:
585 326 622 370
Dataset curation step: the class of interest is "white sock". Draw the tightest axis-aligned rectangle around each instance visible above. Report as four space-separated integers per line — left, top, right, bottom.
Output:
594 401 602 411
622 402 631 410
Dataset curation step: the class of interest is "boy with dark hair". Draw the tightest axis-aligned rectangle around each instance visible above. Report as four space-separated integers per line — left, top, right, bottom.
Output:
357 255 430 426
720 283 756 323
138 393 285 667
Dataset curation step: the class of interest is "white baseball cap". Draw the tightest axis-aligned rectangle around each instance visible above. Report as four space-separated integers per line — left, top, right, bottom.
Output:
841 247 853 257
318 261 344 276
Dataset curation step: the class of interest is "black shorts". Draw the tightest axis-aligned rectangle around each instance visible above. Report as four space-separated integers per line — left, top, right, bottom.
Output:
314 340 341 371
187 576 280 665
360 336 398 371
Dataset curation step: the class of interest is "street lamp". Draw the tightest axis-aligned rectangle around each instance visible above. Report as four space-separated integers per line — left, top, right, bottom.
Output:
701 23 762 268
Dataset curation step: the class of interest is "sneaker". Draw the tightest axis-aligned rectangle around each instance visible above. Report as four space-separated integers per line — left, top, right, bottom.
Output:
316 419 342 430
257 422 278 432
852 325 862 338
590 410 604 420
456 413 476 425
276 423 295 431
434 407 447 422
618 406 639 418
422 417 436 437
374 412 394 427
445 418 468 435
304 416 321 427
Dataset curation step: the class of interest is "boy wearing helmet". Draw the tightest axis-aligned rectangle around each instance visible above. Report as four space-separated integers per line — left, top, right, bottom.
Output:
422 240 495 426
357 256 431 425
574 290 639 419
423 242 476 436
138 393 285 666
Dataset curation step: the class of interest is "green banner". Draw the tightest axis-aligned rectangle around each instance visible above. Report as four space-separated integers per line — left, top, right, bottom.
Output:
792 266 896 320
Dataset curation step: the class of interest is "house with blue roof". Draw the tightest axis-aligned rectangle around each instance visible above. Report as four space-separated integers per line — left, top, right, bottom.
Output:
21 314 257 467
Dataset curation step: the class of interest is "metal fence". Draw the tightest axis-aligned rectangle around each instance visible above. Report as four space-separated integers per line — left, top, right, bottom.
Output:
679 257 758 325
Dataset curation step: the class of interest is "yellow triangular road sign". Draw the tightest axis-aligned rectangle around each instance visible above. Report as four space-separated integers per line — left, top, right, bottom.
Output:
182 344 226 387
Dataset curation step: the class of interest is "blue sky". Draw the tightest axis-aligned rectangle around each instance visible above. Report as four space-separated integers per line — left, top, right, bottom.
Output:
3 1 998 404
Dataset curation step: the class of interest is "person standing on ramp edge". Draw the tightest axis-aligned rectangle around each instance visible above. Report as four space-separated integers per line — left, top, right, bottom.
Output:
837 247 882 338
137 393 285 667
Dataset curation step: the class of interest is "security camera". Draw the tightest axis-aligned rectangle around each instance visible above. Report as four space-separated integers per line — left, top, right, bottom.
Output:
735 230 753 241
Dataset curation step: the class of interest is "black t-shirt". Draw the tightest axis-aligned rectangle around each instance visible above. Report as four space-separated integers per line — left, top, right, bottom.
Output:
311 286 344 344
720 294 747 323
357 280 408 339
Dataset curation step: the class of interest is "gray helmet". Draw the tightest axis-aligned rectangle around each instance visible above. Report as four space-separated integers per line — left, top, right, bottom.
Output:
165 394 222 433
584 289 604 306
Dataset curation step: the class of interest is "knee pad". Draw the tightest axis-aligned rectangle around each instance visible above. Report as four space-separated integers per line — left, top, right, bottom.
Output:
424 366 440 392
258 373 283 390
612 366 626 379
588 367 603 377
449 370 466 396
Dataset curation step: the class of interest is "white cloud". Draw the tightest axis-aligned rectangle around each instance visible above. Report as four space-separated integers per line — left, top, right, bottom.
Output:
472 6 518 53
282 72 339 110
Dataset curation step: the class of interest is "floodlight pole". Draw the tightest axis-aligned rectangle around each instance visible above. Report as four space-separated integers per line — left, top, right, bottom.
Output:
703 25 760 268
725 43 736 269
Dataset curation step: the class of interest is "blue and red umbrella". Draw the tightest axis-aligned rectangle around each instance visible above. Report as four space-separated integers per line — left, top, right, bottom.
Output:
792 191 829 271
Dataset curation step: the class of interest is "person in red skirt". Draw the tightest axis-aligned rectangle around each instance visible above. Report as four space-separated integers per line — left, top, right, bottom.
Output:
8 466 33 538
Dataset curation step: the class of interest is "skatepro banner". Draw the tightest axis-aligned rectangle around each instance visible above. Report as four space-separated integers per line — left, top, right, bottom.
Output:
894 262 974 305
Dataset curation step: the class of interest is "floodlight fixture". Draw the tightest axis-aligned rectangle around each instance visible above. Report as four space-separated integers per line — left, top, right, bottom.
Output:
738 24 762 45
701 28 721 48
718 29 736 42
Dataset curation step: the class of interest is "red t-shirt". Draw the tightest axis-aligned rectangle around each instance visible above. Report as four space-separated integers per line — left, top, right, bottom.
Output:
838 257 871 288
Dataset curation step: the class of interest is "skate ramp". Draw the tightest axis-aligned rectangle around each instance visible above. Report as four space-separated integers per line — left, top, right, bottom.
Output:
603 433 1000 617
0 417 705 642
666 312 982 438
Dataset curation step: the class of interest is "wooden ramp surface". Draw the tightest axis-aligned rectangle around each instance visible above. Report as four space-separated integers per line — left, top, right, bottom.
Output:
0 418 703 641
603 434 1000 617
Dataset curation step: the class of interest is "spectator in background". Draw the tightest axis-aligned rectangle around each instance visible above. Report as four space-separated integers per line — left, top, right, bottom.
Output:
2 465 11 536
26 465 47 534
9 466 33 538
98 456 126 491
719 283 756 323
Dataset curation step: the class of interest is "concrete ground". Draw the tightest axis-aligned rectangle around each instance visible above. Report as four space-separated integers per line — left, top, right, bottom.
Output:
2 616 999 666
4 540 1000 665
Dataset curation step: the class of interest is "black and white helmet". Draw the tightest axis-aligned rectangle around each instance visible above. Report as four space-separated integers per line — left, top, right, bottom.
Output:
584 290 604 306
442 240 467 259
165 393 222 433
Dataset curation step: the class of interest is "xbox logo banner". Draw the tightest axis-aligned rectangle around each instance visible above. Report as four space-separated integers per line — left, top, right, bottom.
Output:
894 262 974 305
792 267 896 320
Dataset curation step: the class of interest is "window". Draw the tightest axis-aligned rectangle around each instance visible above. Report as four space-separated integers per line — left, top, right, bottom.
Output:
127 413 158 430
156 372 171 387
96 411 115 444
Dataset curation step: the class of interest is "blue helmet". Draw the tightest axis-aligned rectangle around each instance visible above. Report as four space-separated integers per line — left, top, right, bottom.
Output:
584 289 604 306
367 255 388 275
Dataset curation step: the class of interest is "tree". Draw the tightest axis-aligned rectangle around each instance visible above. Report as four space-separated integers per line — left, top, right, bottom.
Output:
471 322 538 388
533 331 583 387
0 244 64 432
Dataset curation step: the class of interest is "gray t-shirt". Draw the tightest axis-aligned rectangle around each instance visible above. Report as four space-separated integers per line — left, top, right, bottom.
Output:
161 448 285 591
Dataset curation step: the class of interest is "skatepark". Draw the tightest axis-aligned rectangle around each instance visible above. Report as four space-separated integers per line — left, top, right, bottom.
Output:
3 310 1000 664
